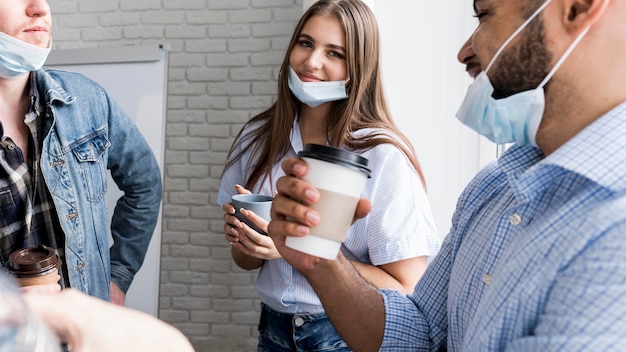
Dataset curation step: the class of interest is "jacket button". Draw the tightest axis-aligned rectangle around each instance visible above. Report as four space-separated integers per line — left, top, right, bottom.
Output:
75 263 85 271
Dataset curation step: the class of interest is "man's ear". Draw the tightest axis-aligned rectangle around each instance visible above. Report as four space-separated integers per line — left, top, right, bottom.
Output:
562 0 609 33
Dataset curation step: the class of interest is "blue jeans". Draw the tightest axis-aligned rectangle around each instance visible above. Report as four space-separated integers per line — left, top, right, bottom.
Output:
258 303 352 352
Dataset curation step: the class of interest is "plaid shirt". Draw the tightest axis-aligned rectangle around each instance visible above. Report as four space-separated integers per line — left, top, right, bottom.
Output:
0 74 66 287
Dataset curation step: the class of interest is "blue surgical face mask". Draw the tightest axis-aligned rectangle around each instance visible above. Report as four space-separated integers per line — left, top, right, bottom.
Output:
455 0 590 146
287 66 348 108
0 31 51 80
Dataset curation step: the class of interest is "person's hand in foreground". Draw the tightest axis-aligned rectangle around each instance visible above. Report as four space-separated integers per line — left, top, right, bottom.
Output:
23 288 194 352
268 157 371 272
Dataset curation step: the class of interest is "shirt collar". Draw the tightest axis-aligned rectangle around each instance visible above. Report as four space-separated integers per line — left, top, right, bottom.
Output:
499 100 626 200
25 72 42 125
290 113 304 152
545 101 626 192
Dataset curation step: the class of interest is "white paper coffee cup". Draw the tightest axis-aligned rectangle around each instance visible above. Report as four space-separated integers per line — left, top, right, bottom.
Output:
285 144 371 260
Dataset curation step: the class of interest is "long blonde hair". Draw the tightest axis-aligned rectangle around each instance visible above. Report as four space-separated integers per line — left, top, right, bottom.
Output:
222 0 426 191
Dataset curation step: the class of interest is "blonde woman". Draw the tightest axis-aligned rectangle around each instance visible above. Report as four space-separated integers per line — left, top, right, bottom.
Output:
218 0 440 350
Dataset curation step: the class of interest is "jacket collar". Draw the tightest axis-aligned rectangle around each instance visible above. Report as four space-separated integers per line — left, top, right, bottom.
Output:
33 68 76 106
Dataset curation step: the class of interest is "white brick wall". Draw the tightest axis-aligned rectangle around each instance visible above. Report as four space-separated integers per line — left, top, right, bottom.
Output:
47 1 302 350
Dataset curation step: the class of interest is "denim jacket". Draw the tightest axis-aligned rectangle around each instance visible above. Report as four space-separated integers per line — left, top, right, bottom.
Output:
36 68 162 301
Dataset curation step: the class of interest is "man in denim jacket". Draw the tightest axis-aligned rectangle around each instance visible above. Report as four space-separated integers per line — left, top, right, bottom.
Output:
0 0 162 304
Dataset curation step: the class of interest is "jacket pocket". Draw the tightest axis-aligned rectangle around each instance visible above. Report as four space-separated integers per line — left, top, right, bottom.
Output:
71 134 110 202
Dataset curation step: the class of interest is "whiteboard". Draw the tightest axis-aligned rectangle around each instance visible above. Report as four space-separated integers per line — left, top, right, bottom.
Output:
44 44 169 317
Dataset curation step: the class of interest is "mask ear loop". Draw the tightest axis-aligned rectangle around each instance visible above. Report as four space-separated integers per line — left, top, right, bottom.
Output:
537 25 591 89
484 0 554 74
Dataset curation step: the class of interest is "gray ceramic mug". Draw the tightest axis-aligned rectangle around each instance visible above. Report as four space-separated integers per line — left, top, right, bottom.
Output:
231 194 273 235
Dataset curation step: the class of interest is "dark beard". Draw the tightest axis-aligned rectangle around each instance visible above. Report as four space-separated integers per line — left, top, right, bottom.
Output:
489 17 552 99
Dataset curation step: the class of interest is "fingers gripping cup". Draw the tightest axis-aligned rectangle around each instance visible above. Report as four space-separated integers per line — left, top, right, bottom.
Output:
285 144 371 260
231 194 273 235
7 245 62 287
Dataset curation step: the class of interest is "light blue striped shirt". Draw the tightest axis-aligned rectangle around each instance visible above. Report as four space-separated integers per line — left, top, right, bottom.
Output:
380 101 626 351
218 118 441 314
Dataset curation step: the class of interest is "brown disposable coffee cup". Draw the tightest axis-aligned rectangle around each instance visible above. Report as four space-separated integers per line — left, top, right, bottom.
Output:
6 245 62 287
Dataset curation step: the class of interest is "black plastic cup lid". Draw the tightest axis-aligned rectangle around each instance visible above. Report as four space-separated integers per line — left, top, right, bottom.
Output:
297 144 371 178
7 244 62 277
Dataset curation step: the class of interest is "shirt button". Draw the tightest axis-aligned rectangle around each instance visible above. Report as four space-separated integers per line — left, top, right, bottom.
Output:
482 274 492 285
509 213 522 225
294 316 305 327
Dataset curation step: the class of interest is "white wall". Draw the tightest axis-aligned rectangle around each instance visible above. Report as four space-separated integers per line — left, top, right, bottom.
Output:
375 2 494 237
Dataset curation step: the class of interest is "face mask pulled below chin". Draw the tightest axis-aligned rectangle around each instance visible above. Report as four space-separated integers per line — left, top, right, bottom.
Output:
456 71 544 146
455 0 590 147
0 31 51 80
287 66 348 108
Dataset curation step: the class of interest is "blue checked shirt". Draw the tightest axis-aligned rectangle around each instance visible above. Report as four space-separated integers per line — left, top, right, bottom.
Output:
379 101 626 351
